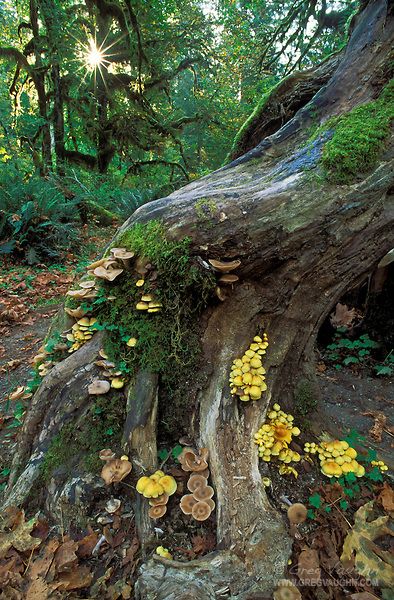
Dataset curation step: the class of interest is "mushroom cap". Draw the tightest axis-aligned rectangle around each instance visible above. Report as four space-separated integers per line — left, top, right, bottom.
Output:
179 447 209 472
193 485 214 501
274 580 302 600
215 286 227 301
111 248 135 260
191 500 212 521
143 480 164 498
149 494 169 507
86 257 108 270
106 498 121 513
96 266 124 281
126 337 137 347
159 475 177 496
287 503 307 524
88 380 111 395
79 280 96 289
111 378 124 389
180 494 198 515
99 448 116 461
205 498 215 510
187 474 207 493
150 470 166 482
321 460 343 478
136 476 151 494
65 306 86 319
148 505 167 519
208 258 241 272
101 459 132 484
218 274 239 284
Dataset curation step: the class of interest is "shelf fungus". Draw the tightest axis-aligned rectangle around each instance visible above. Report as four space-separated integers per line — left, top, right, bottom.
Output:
229 333 269 401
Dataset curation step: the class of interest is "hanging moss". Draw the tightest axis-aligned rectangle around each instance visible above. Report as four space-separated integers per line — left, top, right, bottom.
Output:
319 79 394 183
88 222 215 392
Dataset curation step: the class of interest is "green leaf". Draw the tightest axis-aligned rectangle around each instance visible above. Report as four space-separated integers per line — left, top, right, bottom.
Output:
309 493 322 508
324 505 332 513
344 471 357 484
307 509 316 520
158 449 169 461
345 429 366 447
171 444 183 460
366 467 383 482
343 356 359 365
339 499 349 510
375 365 392 376
344 487 354 498
0 468 10 477
105 427 114 436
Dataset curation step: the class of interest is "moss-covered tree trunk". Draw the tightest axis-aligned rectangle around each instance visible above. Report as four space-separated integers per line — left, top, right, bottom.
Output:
4 1 394 598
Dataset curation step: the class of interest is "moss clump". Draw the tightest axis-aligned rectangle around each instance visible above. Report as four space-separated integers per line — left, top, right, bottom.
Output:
40 394 124 481
294 378 318 418
90 221 215 386
320 79 394 183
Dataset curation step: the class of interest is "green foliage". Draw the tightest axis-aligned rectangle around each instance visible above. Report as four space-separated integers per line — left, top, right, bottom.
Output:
0 165 80 263
325 330 380 370
374 351 394 377
84 222 215 395
320 79 394 183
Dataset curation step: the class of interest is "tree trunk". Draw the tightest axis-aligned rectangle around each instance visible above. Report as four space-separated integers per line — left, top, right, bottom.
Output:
4 1 394 597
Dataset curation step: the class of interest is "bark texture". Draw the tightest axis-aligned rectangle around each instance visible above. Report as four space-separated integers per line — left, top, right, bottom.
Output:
4 1 394 597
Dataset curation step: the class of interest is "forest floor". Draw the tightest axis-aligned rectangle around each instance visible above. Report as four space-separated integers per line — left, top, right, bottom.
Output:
0 244 393 599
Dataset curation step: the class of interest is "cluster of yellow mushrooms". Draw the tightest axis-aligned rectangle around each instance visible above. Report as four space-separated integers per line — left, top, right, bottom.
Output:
254 404 301 471
135 284 163 314
66 317 97 353
229 333 269 401
304 439 366 478
136 470 178 519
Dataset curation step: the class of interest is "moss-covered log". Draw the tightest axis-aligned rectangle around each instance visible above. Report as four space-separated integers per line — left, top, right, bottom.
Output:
4 1 394 597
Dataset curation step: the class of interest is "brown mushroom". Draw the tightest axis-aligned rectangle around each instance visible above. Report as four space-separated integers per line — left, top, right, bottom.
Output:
199 468 210 478
88 380 111 395
179 447 209 472
99 448 116 461
149 494 169 507
205 498 215 510
215 286 227 301
218 274 239 284
66 288 91 299
64 306 86 319
111 248 135 268
287 503 308 525
180 494 198 515
187 474 207 493
93 266 123 281
79 280 96 289
208 259 241 272
86 257 108 270
191 500 213 521
148 505 167 519
106 498 121 513
193 485 214 501
101 459 132 484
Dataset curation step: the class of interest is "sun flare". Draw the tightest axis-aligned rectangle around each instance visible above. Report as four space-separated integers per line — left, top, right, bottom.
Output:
85 39 105 70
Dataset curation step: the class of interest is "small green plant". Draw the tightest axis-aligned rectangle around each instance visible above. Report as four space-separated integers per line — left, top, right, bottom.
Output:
325 329 379 370
374 350 394 377
157 444 183 463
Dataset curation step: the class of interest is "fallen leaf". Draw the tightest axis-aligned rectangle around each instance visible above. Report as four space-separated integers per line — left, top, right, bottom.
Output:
54 539 78 572
378 483 394 514
0 511 41 558
341 501 394 587
25 577 49 600
57 565 92 590
77 531 99 558
28 539 59 580
362 411 387 442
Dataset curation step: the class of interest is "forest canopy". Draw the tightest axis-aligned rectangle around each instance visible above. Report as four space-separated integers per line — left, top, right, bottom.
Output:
0 0 355 204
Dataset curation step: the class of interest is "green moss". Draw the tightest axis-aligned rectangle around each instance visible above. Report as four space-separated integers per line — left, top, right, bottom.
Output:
294 378 318 418
194 198 217 223
85 221 214 398
40 394 124 481
319 79 394 183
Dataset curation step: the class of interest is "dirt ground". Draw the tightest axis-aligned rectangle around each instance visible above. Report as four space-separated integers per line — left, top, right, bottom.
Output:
316 367 393 469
